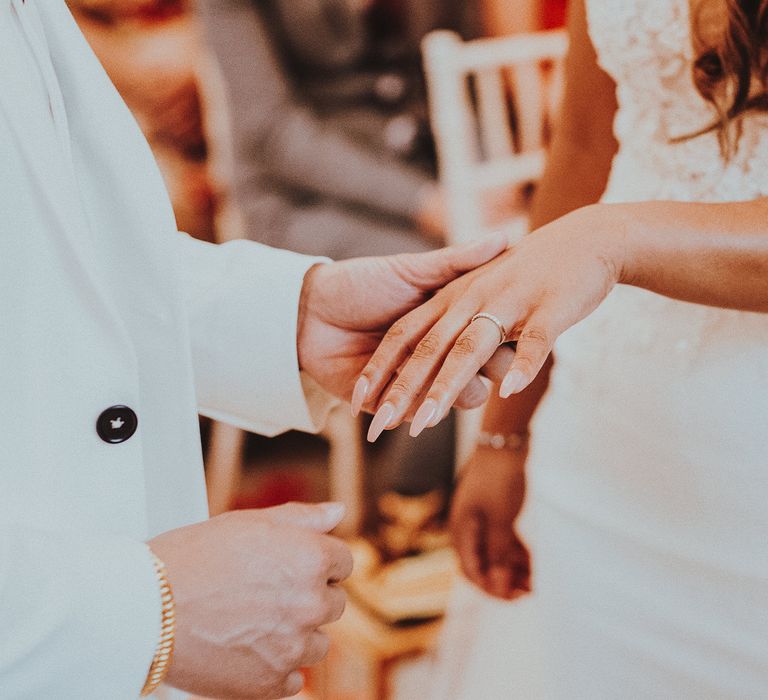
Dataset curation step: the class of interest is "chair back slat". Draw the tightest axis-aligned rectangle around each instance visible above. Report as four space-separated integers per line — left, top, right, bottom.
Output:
423 29 567 245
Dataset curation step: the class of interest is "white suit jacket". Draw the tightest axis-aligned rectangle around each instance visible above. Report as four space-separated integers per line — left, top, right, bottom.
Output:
0 2 330 697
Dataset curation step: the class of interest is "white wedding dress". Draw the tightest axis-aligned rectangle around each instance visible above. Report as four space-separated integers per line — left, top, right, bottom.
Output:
430 2 768 698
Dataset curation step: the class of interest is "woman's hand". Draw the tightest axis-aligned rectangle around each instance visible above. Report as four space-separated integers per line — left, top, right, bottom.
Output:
297 233 516 413
450 446 531 600
356 204 627 440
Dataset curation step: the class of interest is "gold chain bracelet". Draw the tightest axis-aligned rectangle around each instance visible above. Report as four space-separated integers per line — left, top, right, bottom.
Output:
141 550 176 697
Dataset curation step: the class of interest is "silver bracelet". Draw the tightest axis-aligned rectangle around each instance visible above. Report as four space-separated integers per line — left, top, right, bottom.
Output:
477 431 529 452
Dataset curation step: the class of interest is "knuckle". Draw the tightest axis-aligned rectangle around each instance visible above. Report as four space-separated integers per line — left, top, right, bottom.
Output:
389 377 415 400
284 636 307 667
519 325 550 346
452 333 478 357
387 318 408 338
412 332 440 360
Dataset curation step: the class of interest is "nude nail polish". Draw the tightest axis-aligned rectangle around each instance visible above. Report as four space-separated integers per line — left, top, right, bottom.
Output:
409 399 437 438
500 369 526 398
350 376 369 417
367 403 394 442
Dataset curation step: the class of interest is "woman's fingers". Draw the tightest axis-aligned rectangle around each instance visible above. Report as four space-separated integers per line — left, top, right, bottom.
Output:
508 535 532 593
409 317 510 437
366 301 480 438
453 374 491 410
479 343 518 384
453 511 486 589
499 317 555 397
351 298 443 418
483 514 515 599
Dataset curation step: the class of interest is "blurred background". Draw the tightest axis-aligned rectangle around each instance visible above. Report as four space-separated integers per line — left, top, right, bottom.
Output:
66 1 567 697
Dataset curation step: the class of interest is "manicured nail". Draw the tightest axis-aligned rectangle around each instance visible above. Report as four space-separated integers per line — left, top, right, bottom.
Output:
322 502 346 524
409 399 437 438
351 377 369 417
499 369 526 398
367 403 394 443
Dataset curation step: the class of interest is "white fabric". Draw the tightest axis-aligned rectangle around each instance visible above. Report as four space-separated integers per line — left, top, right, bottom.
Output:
0 1 331 697
433 2 768 698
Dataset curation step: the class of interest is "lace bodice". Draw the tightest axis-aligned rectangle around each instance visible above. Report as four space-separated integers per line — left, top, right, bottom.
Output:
586 0 768 203
552 1 768 368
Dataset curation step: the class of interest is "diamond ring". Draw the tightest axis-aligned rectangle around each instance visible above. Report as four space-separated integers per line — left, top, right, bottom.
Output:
470 312 508 346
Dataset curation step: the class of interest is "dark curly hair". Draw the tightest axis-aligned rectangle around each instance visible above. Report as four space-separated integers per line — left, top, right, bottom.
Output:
680 0 768 156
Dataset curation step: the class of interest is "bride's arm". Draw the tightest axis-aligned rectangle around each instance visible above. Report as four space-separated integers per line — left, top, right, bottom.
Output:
616 198 768 311
358 196 768 435
411 0 619 439
459 0 619 434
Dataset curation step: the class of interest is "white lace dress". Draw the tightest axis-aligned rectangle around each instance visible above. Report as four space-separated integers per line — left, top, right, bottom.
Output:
430 2 768 698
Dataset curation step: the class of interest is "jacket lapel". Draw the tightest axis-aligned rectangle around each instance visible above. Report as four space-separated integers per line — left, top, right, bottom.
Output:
0 1 134 348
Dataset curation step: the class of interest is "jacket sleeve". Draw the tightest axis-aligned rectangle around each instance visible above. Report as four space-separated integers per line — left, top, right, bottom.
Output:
173 232 337 436
0 525 161 699
196 0 432 222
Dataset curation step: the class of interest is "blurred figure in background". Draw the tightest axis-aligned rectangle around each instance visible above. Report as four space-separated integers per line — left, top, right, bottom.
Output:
195 0 467 260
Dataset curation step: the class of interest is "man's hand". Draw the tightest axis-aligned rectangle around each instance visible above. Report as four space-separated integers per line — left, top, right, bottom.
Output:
450 448 531 600
296 234 512 422
148 502 353 699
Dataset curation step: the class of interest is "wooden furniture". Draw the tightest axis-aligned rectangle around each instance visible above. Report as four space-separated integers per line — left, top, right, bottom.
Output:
311 596 443 700
422 28 567 465
423 28 567 245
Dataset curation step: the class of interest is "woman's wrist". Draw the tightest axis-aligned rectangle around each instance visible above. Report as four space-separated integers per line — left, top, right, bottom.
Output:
575 203 634 287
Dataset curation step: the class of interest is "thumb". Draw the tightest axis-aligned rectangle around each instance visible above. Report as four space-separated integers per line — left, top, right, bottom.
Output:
395 231 509 291
258 501 346 533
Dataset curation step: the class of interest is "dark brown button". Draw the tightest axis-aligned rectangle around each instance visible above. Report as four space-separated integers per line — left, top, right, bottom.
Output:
96 406 138 444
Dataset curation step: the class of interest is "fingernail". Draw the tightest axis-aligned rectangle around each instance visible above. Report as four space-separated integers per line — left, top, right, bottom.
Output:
367 403 394 443
351 377 369 417
500 369 526 398
322 502 346 523
409 399 437 437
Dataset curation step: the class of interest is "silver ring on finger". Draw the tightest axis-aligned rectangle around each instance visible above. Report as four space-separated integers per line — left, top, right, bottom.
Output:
470 312 508 346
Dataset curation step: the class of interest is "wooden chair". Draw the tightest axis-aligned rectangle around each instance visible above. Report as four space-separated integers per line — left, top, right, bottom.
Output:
422 28 567 464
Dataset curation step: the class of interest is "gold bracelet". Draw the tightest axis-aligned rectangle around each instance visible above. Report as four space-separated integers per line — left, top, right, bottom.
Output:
141 550 176 697
477 430 529 452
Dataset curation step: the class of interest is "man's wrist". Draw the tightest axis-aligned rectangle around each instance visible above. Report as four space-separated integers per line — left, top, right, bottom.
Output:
141 548 176 697
296 263 324 373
